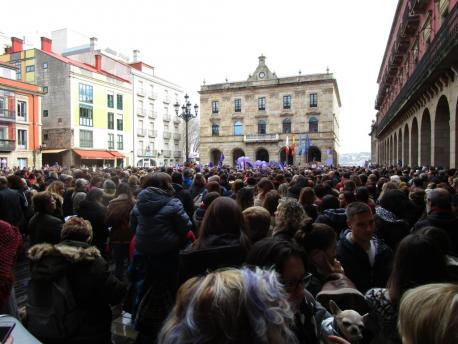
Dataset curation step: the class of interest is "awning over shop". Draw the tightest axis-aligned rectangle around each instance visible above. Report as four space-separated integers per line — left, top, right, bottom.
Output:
42 149 67 154
108 151 125 158
73 149 115 160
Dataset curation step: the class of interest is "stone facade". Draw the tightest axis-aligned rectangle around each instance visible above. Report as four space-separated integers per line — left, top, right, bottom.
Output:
199 56 341 167
371 0 458 168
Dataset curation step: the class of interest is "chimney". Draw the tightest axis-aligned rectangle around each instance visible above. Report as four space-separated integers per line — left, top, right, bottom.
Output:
11 37 23 53
90 37 98 51
95 54 102 71
40 37 52 52
133 49 140 62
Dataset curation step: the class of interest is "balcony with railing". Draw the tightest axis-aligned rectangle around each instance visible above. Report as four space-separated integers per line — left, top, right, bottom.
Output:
162 149 171 158
173 117 181 125
173 133 181 140
0 109 16 122
174 151 182 158
163 131 171 139
137 128 147 136
148 111 157 119
409 0 429 14
163 114 171 122
163 95 170 104
137 89 145 97
137 148 156 157
0 139 16 151
376 2 458 135
148 92 157 100
136 107 146 117
148 130 157 138
243 134 280 143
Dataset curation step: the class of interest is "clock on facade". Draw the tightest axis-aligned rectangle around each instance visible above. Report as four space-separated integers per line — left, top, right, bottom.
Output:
258 72 265 79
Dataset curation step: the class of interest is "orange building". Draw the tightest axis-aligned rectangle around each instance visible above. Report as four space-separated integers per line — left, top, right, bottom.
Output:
0 61 44 168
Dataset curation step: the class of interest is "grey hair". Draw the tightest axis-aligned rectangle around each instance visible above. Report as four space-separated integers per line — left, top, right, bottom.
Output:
157 267 298 344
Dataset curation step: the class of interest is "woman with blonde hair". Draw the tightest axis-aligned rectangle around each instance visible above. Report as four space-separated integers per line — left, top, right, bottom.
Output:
398 283 458 344
273 198 310 241
158 267 298 344
46 180 65 219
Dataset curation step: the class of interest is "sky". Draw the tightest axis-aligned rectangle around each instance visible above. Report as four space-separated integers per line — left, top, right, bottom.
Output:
1 0 398 154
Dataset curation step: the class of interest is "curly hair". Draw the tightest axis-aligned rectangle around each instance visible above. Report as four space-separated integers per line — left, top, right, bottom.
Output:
274 198 310 237
61 216 93 243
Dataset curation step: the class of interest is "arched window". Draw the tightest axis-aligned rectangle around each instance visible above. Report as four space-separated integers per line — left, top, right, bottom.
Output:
282 118 291 134
258 120 266 135
234 121 243 136
309 117 318 133
212 123 220 136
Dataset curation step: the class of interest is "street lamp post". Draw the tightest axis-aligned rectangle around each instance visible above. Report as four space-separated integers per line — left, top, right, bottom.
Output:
174 94 198 163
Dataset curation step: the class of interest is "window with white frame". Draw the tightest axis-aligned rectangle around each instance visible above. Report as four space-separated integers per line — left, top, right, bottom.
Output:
17 129 27 148
17 101 27 121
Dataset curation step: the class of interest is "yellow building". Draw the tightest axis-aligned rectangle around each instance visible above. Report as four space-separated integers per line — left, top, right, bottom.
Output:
0 37 133 167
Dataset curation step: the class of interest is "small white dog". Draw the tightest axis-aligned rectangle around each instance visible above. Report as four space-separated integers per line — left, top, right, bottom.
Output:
324 300 368 343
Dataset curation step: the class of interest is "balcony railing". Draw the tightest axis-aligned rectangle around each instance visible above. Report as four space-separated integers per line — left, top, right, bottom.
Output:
137 89 145 97
163 114 171 122
409 0 429 14
148 111 157 119
137 149 156 157
376 3 458 136
137 128 147 136
243 134 280 143
148 130 157 138
136 108 145 116
174 151 182 158
148 92 157 100
163 131 171 139
173 133 181 140
163 95 170 104
173 117 181 124
0 139 15 151
162 149 171 158
0 109 16 121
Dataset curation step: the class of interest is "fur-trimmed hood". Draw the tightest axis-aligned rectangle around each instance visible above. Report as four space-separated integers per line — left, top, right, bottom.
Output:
28 241 101 262
28 241 101 281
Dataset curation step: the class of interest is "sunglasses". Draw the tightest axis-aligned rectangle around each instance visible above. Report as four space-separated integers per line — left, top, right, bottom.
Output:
283 273 313 291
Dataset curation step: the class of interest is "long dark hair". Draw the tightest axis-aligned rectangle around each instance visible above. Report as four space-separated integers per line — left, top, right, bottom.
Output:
195 197 245 249
387 233 448 305
141 172 174 194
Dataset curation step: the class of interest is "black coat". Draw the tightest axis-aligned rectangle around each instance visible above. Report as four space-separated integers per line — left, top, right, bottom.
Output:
179 233 245 284
336 230 393 293
130 187 192 256
0 187 24 227
77 200 108 253
172 183 195 220
28 212 64 246
413 211 458 255
27 240 126 344
315 208 347 235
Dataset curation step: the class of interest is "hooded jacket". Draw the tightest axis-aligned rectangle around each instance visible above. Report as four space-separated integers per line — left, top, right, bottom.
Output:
315 208 347 235
130 187 192 255
27 241 126 344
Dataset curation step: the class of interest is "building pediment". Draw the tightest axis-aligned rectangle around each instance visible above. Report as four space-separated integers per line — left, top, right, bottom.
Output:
247 55 276 82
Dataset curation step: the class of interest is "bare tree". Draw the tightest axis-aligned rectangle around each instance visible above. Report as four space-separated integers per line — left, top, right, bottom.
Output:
187 116 200 158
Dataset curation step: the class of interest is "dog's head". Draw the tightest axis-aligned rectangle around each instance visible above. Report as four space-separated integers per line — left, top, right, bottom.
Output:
329 300 368 342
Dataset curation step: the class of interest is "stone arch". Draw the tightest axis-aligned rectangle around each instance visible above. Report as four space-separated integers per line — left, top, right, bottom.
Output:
210 148 222 165
411 118 419 167
403 123 409 166
279 146 294 165
420 108 431 166
308 145 322 162
434 95 450 168
255 147 269 162
398 128 402 166
232 148 245 166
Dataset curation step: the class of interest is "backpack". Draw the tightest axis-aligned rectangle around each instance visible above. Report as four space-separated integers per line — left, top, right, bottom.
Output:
26 273 86 340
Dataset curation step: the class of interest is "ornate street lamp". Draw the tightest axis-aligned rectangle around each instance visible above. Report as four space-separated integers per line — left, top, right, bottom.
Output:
174 94 198 163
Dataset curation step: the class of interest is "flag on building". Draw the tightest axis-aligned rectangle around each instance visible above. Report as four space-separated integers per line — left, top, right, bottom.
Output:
298 135 303 156
291 134 296 156
304 132 311 155
285 136 289 157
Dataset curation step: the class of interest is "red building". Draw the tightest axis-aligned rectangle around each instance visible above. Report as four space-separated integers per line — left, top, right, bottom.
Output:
0 61 44 168
371 0 458 168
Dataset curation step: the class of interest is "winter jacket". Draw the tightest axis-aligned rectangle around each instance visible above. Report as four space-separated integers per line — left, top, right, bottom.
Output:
190 184 205 199
374 207 410 251
303 204 319 222
0 220 21 310
412 211 458 255
130 187 192 255
315 208 347 235
27 240 126 344
0 186 24 227
106 195 134 244
28 212 64 246
179 233 245 284
336 230 393 293
77 200 108 253
172 183 195 220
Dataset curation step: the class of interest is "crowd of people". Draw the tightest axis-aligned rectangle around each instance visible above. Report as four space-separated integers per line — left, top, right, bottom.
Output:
0 163 457 344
